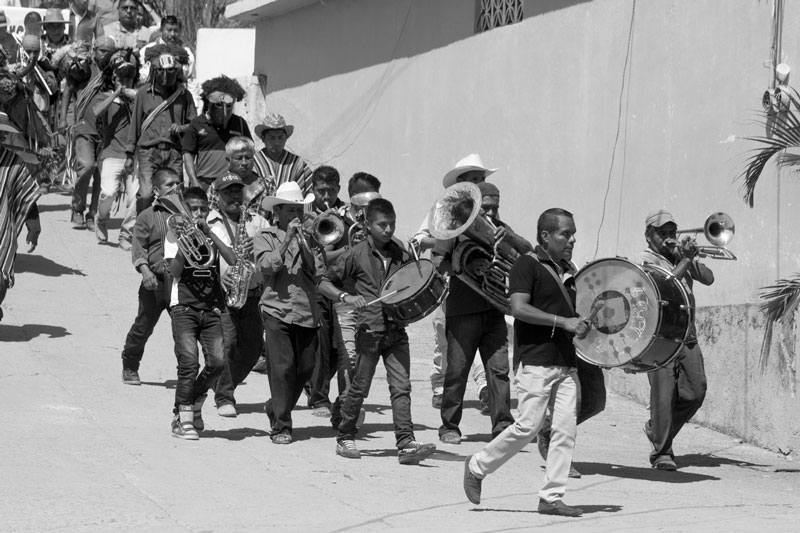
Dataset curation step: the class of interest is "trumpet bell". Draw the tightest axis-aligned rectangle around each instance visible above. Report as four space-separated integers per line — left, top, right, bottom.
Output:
704 212 734 247
312 212 345 246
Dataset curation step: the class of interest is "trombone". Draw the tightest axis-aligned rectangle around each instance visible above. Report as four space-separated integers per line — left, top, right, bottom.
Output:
675 212 737 260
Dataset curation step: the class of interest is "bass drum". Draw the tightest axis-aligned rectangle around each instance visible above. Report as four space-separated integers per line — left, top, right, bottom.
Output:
381 259 448 326
573 258 691 373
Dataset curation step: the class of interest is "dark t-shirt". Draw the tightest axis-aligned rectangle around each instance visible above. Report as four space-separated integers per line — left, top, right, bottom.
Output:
509 251 578 368
181 114 252 179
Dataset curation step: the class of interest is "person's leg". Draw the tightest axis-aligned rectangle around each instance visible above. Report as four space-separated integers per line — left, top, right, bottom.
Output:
478 312 513 437
469 357 488 395
576 358 606 425
171 305 202 413
288 324 319 421
539 367 578 503
121 281 167 373
430 305 447 403
119 172 139 244
307 297 334 410
669 344 707 441
439 313 480 439
382 330 414 448
70 134 96 226
332 301 357 426
193 309 226 402
214 307 238 408
263 312 297 435
337 330 381 443
96 157 125 242
229 294 264 387
647 359 678 464
136 148 157 205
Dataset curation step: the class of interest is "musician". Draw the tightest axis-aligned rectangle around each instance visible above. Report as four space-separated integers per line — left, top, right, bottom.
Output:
253 181 322 445
463 208 586 517
121 167 181 385
433 181 531 445
640 209 713 470
208 173 263 418
182 76 251 191
414 153 494 412
252 113 313 196
164 186 235 440
122 43 195 250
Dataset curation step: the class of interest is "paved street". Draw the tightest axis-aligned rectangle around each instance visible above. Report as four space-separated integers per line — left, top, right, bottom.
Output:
1 193 798 532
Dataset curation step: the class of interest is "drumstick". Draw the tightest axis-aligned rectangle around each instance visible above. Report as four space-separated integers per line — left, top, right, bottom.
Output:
583 299 606 327
347 285 411 314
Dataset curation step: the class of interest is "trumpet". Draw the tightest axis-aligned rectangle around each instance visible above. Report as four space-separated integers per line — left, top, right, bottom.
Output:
157 194 216 269
674 212 737 260
308 202 345 246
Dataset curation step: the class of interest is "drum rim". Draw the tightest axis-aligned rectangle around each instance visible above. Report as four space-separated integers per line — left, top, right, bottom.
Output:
380 258 435 305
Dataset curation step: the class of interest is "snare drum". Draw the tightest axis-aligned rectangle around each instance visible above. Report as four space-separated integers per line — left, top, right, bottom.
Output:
573 258 691 373
380 259 448 326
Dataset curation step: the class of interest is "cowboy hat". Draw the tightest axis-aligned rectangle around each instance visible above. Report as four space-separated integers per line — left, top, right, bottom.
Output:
36 9 70 25
260 182 312 211
442 153 498 188
254 113 294 139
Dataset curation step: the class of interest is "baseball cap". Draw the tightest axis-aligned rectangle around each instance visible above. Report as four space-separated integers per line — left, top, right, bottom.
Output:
645 209 676 228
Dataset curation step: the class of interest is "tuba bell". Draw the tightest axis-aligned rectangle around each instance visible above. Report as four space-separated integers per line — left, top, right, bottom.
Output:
157 194 216 269
428 182 517 314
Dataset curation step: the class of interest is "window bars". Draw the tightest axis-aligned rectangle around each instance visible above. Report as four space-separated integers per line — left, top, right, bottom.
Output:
477 0 524 32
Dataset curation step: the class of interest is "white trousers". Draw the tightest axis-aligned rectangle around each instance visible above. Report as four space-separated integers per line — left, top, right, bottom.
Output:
470 364 578 503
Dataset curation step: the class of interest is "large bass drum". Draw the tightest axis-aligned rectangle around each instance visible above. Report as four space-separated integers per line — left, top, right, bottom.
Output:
573 258 691 373
380 259 448 326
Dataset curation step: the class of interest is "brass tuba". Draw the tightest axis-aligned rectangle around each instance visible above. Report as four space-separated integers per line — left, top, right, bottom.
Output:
428 182 517 314
157 194 216 269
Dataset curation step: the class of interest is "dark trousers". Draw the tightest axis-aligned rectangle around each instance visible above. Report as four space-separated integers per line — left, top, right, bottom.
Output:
576 358 606 425
337 329 415 449
71 134 100 217
263 312 318 435
306 297 346 409
136 147 182 203
121 280 169 371
215 294 264 406
170 305 225 413
647 343 707 463
440 311 513 438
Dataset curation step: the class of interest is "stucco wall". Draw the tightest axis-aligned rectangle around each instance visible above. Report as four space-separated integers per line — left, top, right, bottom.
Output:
239 0 800 455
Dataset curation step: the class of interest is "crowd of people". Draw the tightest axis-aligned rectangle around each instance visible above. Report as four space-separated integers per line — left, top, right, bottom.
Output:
0 0 715 519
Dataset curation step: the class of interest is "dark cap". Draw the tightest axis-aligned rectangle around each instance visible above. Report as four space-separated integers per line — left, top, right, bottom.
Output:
477 181 500 197
214 172 245 191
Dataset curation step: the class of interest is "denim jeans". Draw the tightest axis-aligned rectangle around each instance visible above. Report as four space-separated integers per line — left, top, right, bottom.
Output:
331 301 357 424
170 305 225 413
337 328 415 449
121 279 170 371
71 134 100 217
263 312 318 435
440 311 513 438
215 294 264 407
306 296 346 409
471 364 578 503
647 343 707 463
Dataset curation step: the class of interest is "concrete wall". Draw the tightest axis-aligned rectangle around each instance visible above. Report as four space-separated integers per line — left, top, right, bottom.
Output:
240 0 800 455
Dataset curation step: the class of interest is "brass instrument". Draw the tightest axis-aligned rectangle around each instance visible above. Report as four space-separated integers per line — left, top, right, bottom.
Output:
428 182 517 314
675 212 737 260
310 202 346 246
346 192 381 247
225 205 255 309
158 194 216 270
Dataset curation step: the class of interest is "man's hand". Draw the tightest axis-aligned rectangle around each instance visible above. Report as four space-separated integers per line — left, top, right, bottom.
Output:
239 236 254 256
286 218 303 241
679 236 699 260
169 124 187 135
141 268 158 290
494 225 507 243
25 219 40 252
344 294 368 310
561 317 590 338
221 269 235 290
196 218 211 237
124 155 134 174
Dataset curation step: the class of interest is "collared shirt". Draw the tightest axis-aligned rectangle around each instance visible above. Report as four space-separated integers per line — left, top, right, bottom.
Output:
323 238 410 332
101 21 151 52
70 8 100 43
206 170 275 221
253 226 323 327
131 204 170 276
99 93 133 159
125 84 197 154
508 246 578 368
182 114 252 179
253 148 313 196
208 208 263 289
139 39 195 81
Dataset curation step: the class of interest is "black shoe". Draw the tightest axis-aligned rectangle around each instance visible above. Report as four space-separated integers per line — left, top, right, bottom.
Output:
122 368 141 385
463 456 482 504
398 441 436 465
538 499 583 517
652 455 677 471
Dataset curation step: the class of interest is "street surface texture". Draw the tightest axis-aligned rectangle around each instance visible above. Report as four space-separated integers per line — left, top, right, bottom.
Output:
1 193 798 532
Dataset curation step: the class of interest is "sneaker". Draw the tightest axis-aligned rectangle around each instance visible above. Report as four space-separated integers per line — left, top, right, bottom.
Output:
440 431 461 445
217 403 237 418
122 368 141 385
193 395 207 431
118 238 132 251
271 432 293 444
653 455 677 471
311 405 331 417
432 394 443 409
95 217 108 243
85 216 96 232
463 456 482 504
537 427 551 460
478 386 490 416
398 441 437 465
71 211 86 230
336 439 361 459
171 415 199 440
538 499 583 517
252 355 268 374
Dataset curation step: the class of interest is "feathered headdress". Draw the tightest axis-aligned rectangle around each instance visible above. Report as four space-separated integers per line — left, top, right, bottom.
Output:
52 41 91 73
200 75 246 102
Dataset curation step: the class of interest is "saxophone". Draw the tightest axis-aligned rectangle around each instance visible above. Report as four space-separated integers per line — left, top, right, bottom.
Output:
225 205 256 309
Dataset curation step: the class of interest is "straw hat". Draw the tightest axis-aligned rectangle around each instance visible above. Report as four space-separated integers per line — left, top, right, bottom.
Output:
254 113 294 139
260 182 312 211
442 153 497 188
37 9 70 25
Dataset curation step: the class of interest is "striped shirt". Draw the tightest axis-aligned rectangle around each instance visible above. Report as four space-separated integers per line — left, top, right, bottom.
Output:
0 149 39 283
253 148 313 196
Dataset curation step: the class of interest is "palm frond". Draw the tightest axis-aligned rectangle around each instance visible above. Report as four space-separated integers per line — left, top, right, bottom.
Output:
776 152 800 168
737 92 800 207
759 275 800 323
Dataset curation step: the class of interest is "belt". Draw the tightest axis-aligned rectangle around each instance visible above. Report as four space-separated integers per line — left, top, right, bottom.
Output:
151 141 176 151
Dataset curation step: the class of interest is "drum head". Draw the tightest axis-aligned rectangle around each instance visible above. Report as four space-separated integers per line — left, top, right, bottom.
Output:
381 259 434 304
574 258 659 368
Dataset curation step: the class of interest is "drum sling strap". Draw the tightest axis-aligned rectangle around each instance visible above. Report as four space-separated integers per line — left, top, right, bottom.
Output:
138 86 185 145
527 252 576 316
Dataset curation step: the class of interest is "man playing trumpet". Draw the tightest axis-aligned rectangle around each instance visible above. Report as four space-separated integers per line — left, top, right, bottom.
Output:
641 209 714 470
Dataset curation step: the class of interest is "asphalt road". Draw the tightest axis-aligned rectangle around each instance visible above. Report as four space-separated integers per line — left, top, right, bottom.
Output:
1 192 798 532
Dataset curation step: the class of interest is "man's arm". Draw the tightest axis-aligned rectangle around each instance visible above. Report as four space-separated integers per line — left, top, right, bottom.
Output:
182 153 198 187
510 292 587 336
688 259 714 286
125 88 144 155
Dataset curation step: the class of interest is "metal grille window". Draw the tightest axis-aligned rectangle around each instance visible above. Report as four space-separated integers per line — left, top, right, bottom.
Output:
477 0 524 32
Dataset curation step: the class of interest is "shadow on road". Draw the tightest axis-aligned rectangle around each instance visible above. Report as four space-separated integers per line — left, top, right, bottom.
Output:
237 402 267 414
202 427 270 441
36 202 70 213
140 379 177 389
0 323 71 342
678 453 768 469
472 503 622 515
15 254 85 277
573 461 720 483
